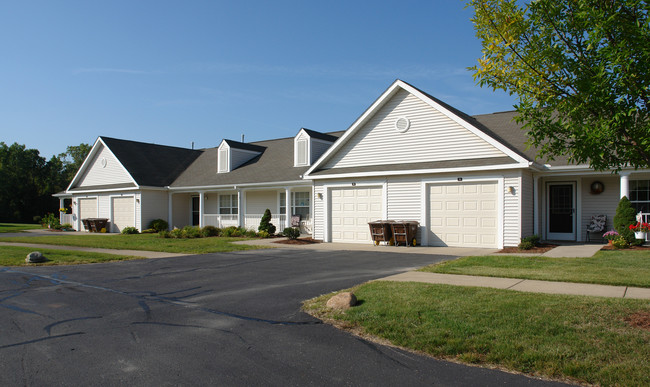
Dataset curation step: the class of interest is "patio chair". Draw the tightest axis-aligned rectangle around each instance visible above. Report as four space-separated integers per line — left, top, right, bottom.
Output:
291 214 301 227
586 214 607 242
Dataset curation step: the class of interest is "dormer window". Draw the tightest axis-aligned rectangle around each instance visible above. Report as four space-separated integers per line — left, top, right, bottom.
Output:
294 128 337 167
296 138 308 166
218 145 230 173
217 139 265 174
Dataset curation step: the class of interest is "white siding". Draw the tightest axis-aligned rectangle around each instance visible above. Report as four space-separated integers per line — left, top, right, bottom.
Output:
521 171 534 237
311 139 333 164
246 190 278 215
171 193 191 229
324 89 506 169
580 176 619 241
503 174 521 247
141 190 169 230
386 178 422 242
77 145 132 187
313 185 325 240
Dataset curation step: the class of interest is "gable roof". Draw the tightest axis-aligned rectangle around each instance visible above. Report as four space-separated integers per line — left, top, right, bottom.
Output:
222 139 267 153
301 128 338 142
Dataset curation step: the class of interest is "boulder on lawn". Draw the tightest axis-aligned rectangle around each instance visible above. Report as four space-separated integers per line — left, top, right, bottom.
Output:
25 251 47 263
326 292 357 311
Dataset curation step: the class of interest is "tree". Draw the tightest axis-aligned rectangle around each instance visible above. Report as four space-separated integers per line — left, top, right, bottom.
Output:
258 209 276 235
469 0 650 170
613 196 643 246
58 143 91 183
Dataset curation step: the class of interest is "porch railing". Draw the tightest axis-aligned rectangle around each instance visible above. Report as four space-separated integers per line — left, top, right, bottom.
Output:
60 213 73 226
201 213 312 234
244 214 287 232
203 214 239 228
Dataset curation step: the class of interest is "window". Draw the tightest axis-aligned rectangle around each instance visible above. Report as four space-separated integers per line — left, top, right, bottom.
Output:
219 194 238 215
296 139 308 166
218 148 229 173
279 192 310 220
630 180 650 213
191 196 200 225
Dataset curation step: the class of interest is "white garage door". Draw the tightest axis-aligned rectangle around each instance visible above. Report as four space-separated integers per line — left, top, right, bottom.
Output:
331 186 383 243
112 197 135 233
78 198 97 231
429 182 498 248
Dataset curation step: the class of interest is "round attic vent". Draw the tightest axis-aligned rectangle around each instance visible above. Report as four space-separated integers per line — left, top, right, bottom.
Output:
395 116 410 133
100 157 107 168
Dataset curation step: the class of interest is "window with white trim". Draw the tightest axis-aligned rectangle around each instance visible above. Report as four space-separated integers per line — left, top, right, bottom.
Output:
279 192 310 220
630 180 650 213
219 194 238 215
280 193 286 215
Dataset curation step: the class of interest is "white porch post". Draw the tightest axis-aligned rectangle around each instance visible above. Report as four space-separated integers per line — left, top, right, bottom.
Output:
168 192 173 230
237 189 244 228
533 175 539 236
199 191 205 228
285 187 291 228
59 198 64 222
620 172 630 198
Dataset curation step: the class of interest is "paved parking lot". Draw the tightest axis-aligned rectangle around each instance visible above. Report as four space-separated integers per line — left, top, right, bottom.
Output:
0 248 568 386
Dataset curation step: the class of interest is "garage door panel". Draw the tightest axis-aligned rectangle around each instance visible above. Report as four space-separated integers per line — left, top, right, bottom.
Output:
331 186 383 243
112 197 135 233
78 198 98 231
429 182 498 248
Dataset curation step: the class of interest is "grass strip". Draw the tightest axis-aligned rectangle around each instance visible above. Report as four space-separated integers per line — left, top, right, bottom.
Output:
0 245 141 266
304 281 650 387
419 250 650 288
0 223 42 233
0 234 266 254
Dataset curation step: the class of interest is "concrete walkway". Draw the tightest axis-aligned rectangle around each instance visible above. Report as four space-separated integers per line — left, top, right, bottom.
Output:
0 242 188 259
379 271 650 300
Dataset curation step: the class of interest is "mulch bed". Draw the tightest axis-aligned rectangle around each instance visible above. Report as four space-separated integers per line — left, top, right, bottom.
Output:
496 243 558 254
272 238 322 245
600 244 650 251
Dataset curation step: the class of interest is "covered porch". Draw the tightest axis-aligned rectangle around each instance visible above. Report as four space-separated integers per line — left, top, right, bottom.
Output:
168 185 314 234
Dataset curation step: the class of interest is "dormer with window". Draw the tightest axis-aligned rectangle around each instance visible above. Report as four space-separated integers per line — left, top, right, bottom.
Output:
293 128 337 167
217 139 266 173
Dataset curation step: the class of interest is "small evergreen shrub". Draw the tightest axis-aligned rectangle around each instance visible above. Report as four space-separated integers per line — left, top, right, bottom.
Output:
158 230 171 238
245 230 257 238
613 196 640 246
148 218 169 232
170 228 184 238
181 225 202 238
201 225 220 237
258 209 277 235
258 230 270 238
518 234 540 250
121 227 139 235
283 227 300 240
141 228 157 234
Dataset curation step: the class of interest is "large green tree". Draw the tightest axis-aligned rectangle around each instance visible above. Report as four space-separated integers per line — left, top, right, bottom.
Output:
469 0 650 170
58 143 91 183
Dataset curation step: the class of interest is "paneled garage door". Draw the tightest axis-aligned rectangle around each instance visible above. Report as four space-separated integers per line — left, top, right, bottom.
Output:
429 182 498 248
78 198 97 231
331 186 383 243
112 197 135 233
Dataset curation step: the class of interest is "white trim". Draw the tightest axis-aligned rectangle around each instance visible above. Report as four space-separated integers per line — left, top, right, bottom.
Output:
167 180 310 192
305 80 529 177
67 137 139 191
217 142 230 173
546 181 577 241
168 192 173 231
620 172 630 198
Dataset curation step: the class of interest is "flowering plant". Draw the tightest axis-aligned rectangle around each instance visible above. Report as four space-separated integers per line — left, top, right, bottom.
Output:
59 207 68 213
602 230 619 241
629 222 650 233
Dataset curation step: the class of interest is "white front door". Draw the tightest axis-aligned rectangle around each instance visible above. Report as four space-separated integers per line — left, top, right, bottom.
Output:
547 182 576 241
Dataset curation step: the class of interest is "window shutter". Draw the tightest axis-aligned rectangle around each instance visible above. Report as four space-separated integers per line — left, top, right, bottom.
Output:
218 148 228 172
297 139 307 166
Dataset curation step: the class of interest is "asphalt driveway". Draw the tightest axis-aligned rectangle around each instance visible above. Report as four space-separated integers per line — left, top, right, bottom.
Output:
0 248 568 386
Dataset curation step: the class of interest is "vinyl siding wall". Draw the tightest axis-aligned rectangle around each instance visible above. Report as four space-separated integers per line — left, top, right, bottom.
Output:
386 178 422 242
77 145 132 187
313 185 326 240
246 190 278 215
580 176 619 241
171 193 191 229
324 89 506 169
521 170 534 237
503 173 521 247
140 190 169 230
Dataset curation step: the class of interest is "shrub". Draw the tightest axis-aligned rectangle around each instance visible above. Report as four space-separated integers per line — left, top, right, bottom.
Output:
245 230 257 238
141 228 157 234
61 223 73 230
121 227 139 235
258 230 270 238
158 230 171 238
611 235 629 249
613 196 640 246
181 225 202 239
100 228 107 233
148 218 169 232
201 225 220 237
170 228 184 238
258 209 277 235
282 227 300 240
33 215 42 224
221 226 247 237
517 234 540 250
42 213 60 228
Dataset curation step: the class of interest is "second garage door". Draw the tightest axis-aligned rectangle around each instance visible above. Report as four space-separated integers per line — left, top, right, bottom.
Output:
112 197 135 233
429 182 498 248
331 186 383 243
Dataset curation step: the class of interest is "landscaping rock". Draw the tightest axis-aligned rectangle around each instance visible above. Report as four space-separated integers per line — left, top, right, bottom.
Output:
326 292 357 310
25 251 47 263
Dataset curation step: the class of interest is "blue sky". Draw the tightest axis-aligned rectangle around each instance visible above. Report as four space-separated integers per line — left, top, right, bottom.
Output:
1 1 517 159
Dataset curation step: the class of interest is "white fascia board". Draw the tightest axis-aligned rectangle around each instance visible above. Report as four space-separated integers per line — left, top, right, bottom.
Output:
398 81 530 165
68 186 139 194
167 180 310 192
304 80 403 176
66 137 139 191
52 192 73 198
308 162 531 180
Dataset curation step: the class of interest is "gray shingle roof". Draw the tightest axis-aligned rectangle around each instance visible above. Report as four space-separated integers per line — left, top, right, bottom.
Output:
223 139 267 153
99 137 203 187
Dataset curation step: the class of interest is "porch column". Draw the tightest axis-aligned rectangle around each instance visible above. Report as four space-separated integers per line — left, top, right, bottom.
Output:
533 175 539 236
237 189 244 228
285 187 291 228
620 172 630 199
199 191 205 228
168 192 173 230
59 198 64 222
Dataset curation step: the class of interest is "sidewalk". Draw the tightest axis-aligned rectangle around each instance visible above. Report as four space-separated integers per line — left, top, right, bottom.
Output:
378 271 650 300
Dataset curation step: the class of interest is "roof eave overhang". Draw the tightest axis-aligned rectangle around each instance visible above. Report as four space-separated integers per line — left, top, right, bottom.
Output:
167 179 311 192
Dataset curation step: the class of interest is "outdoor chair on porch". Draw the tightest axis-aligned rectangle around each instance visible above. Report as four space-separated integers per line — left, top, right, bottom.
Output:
586 214 607 242
291 214 301 227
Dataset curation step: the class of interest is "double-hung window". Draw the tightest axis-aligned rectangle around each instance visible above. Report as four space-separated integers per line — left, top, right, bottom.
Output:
219 194 238 215
279 192 310 220
630 180 650 214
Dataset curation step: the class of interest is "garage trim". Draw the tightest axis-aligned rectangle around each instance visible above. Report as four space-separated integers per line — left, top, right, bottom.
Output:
420 176 504 248
323 180 387 243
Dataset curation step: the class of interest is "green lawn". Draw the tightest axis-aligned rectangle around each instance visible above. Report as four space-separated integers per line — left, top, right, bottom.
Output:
0 233 266 254
0 223 42 233
0 245 140 266
419 250 650 287
305 282 650 387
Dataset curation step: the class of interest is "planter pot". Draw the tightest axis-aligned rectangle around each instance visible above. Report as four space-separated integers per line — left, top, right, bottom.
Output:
634 231 646 239
607 240 613 246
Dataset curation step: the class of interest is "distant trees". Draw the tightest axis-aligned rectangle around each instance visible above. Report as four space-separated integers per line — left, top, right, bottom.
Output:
0 142 90 223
